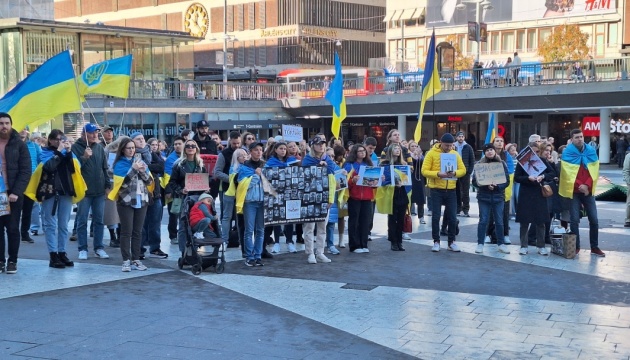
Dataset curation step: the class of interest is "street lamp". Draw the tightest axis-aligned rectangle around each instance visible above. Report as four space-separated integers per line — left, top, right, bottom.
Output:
456 0 493 62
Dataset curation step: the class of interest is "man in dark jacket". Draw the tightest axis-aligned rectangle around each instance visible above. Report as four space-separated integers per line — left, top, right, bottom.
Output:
0 113 32 274
193 120 217 155
616 134 628 168
71 123 112 261
454 131 475 217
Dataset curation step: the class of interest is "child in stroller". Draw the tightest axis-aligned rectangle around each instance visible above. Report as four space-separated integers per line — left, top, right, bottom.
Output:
177 193 225 275
190 193 219 239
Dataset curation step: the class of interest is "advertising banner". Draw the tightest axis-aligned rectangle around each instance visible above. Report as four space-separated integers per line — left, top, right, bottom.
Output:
426 0 616 27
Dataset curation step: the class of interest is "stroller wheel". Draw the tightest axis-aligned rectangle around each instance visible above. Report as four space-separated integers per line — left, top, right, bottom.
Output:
177 257 184 269
191 264 202 275
216 262 225 274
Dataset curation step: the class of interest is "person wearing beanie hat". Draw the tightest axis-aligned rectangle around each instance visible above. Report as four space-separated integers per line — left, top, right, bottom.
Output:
472 143 510 254
189 193 219 239
421 133 466 253
454 131 475 218
129 131 143 140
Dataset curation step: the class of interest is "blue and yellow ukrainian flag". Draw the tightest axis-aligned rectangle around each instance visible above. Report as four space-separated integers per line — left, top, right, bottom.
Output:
485 113 496 144
559 143 599 198
24 149 87 204
415 30 442 143
78 55 132 99
325 52 347 139
108 158 154 201
0 50 81 131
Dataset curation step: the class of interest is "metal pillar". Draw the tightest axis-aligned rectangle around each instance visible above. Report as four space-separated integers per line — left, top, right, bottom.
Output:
398 115 407 140
599 108 611 163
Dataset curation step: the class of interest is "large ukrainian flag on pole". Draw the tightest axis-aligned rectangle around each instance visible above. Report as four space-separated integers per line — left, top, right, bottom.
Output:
325 51 346 139
0 50 81 131
78 55 132 99
415 30 441 143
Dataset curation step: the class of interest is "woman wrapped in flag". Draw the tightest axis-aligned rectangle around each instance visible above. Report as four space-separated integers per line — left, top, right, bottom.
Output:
25 130 86 269
343 144 375 253
377 144 411 251
108 137 154 272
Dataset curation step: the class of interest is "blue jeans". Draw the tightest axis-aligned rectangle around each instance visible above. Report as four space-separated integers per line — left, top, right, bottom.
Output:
243 201 264 260
192 218 219 238
142 198 163 252
42 195 72 253
477 197 505 245
325 222 335 248
76 195 105 252
569 193 599 249
221 195 235 244
431 189 457 243
30 201 41 232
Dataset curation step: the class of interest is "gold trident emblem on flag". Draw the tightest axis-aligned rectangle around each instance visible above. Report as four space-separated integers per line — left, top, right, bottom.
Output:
83 63 108 86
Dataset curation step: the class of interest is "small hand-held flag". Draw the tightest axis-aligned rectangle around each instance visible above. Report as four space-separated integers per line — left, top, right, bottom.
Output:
485 113 496 144
78 54 132 99
415 30 442 143
325 51 347 139
0 50 81 131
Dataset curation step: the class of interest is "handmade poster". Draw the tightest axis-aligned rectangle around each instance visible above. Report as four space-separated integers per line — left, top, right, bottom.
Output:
282 124 303 142
200 154 218 175
334 169 348 191
391 165 412 186
262 165 329 226
440 153 458 180
474 162 507 186
185 173 210 191
517 146 547 177
358 166 383 187
0 159 9 216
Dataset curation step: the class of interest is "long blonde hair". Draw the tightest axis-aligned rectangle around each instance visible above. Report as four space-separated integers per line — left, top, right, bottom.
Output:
176 139 203 168
384 144 406 165
231 148 248 172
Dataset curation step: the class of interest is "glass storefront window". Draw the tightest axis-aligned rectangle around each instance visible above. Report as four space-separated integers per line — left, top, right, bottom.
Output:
0 30 23 96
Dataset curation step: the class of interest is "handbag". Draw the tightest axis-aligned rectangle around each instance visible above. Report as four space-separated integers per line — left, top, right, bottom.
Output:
541 183 553 198
403 210 412 233
170 197 182 215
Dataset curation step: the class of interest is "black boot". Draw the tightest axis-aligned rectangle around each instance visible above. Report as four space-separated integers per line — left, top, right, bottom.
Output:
49 252 66 268
109 228 120 248
391 242 400 251
398 242 406 251
57 252 74 267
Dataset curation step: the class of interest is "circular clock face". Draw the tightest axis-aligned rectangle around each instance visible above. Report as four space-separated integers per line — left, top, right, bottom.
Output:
184 3 209 38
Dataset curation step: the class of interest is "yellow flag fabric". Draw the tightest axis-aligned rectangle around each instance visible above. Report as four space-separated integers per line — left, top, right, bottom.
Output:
225 173 237 197
78 55 132 100
325 52 347 139
235 176 253 214
24 159 87 204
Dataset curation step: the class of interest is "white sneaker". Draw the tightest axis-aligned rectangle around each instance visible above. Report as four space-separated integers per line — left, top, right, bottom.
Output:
519 247 528 255
362 248 370 253
504 236 511 245
131 260 148 270
327 245 340 255
78 250 88 260
271 243 280 253
316 253 332 263
402 233 411 240
498 244 511 254
538 247 549 256
484 236 491 244
352 249 364 253
475 244 484 254
121 260 131 272
448 243 461 252
338 242 346 248
193 232 204 240
307 254 317 264
427 211 432 216
431 242 440 252
287 243 297 253
95 249 109 259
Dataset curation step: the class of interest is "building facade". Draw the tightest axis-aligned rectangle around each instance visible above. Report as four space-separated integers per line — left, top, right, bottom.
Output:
55 0 387 77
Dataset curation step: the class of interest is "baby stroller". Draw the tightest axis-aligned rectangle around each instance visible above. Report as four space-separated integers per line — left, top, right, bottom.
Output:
177 194 226 275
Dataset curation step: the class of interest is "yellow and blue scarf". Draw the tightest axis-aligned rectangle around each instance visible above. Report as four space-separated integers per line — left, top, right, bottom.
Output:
559 143 599 198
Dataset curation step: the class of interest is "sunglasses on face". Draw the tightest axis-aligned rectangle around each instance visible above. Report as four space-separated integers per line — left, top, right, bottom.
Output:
185 144 197 149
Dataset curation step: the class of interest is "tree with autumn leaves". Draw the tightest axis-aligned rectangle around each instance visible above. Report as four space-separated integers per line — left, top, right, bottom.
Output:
537 24 590 62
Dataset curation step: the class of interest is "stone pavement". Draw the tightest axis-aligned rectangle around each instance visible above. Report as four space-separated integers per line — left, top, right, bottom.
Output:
2 191 630 359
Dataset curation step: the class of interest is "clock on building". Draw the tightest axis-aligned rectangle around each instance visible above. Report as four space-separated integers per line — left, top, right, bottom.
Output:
184 3 209 38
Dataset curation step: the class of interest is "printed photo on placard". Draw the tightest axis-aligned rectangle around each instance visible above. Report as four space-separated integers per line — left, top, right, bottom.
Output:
440 153 458 180
358 166 384 187
517 145 547 177
391 165 412 186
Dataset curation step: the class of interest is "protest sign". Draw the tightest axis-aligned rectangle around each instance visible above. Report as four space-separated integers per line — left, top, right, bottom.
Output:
200 154 218 175
282 125 303 142
517 146 547 177
473 162 507 186
391 165 412 186
358 166 383 187
440 153 458 180
185 173 210 191
334 169 348 191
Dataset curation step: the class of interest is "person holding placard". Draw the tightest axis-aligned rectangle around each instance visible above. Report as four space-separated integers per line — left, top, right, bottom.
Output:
515 142 555 256
378 144 411 251
421 133 466 252
167 140 208 254
472 144 510 254
344 144 375 253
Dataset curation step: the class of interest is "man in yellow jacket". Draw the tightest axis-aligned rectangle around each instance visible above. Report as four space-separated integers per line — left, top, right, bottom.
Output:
422 133 467 252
